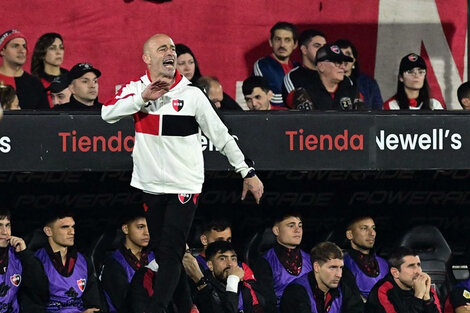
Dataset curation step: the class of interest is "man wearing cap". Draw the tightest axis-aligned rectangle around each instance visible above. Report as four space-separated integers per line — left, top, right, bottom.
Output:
0 29 49 110
58 63 102 110
102 33 263 313
47 75 72 107
282 28 326 109
285 43 363 110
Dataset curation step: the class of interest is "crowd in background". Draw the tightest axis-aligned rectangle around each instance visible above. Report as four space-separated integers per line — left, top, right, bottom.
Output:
1 23 470 114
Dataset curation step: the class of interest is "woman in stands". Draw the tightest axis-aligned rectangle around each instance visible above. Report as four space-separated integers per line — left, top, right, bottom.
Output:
384 53 445 110
175 43 241 110
334 39 383 110
175 43 202 84
31 33 68 90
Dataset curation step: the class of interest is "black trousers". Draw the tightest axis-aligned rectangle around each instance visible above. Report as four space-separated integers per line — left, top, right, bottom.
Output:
142 192 199 313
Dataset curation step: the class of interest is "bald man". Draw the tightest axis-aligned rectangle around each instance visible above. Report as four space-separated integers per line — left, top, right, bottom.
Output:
196 76 224 108
102 34 263 313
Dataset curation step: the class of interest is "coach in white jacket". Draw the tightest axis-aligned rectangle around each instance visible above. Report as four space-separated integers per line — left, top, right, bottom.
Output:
102 33 263 313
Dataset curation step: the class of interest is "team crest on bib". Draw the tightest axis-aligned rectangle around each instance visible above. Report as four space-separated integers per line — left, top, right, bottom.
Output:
77 278 86 292
463 289 470 299
172 99 184 112
178 193 191 204
10 274 21 287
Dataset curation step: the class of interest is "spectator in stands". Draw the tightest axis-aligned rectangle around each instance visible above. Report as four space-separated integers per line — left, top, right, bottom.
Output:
384 53 445 110
196 76 224 109
444 277 470 313
21 208 104 312
31 33 68 90
191 241 263 313
175 43 201 84
281 241 364 313
457 81 470 110
197 76 242 110
0 208 35 312
58 62 102 110
0 83 20 110
334 39 383 110
282 28 326 109
47 75 71 107
288 43 363 110
366 246 441 313
100 211 154 312
0 29 49 110
344 216 389 301
252 211 311 313
253 21 299 108
176 43 241 110
242 76 287 111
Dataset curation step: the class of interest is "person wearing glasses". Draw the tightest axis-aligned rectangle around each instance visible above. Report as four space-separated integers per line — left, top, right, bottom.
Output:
283 43 364 111
383 53 445 110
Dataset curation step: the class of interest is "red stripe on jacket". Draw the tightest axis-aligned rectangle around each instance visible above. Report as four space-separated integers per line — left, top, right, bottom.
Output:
134 112 160 135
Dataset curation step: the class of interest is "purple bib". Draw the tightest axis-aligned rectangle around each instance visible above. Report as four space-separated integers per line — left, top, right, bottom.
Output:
457 278 470 290
291 273 343 313
0 246 22 313
343 253 388 298
263 247 312 306
105 249 156 312
196 254 209 271
35 248 88 313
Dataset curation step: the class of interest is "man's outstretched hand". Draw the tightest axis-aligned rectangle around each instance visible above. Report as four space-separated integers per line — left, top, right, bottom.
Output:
241 176 264 204
142 80 171 102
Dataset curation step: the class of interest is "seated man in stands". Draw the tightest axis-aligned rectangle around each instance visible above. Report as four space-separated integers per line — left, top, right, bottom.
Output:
0 29 49 109
253 21 299 108
21 208 104 312
281 241 364 313
242 76 287 111
307 44 363 110
282 28 326 109
58 62 102 110
100 211 154 312
47 75 72 107
344 216 389 301
0 208 35 313
457 81 470 110
444 277 470 313
366 246 441 313
192 241 263 313
196 76 241 110
252 211 311 313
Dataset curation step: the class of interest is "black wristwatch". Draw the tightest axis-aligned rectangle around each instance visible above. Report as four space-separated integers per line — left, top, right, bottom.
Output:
196 276 209 287
244 169 256 179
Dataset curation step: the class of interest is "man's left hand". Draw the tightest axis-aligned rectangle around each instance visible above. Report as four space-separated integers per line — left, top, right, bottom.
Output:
241 176 264 204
